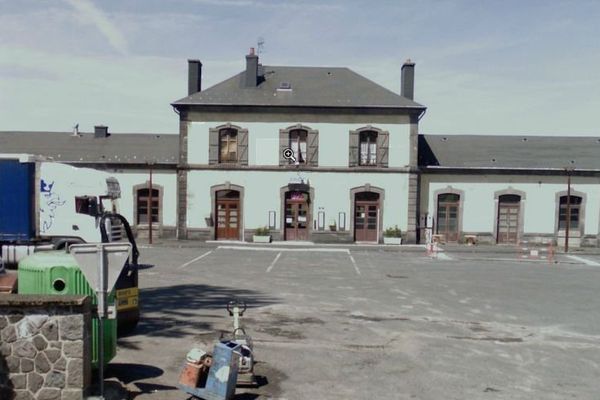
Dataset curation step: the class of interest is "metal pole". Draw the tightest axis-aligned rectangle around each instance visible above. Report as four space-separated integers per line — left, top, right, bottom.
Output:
148 164 153 245
565 172 571 253
97 244 106 399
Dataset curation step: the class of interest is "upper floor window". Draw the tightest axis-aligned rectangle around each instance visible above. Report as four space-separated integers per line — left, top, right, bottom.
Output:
289 129 307 164
359 131 378 166
349 126 389 167
279 124 318 166
209 124 248 165
219 128 238 163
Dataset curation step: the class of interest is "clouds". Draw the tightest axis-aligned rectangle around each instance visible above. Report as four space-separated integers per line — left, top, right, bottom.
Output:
64 0 129 55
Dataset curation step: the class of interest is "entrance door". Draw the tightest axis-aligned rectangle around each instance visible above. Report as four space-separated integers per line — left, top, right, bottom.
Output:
497 194 520 244
354 192 380 242
437 193 460 242
216 190 240 240
285 191 309 240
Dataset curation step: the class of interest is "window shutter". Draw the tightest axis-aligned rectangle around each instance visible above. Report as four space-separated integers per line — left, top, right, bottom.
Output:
209 128 219 165
307 130 319 167
238 129 249 165
349 130 359 167
377 131 389 167
279 129 288 166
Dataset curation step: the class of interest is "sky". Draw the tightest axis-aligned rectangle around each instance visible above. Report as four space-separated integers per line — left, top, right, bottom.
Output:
1 0 599 136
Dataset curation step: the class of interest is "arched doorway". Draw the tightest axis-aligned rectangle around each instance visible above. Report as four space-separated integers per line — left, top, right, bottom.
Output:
215 190 241 240
437 193 460 242
497 194 521 244
284 191 310 240
354 192 380 242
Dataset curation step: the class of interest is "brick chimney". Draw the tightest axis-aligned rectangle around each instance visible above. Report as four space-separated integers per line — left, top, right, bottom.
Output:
401 59 415 100
94 125 109 138
188 59 202 95
245 48 259 88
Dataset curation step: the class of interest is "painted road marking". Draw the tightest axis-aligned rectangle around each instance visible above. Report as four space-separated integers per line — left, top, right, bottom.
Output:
217 245 349 253
566 255 600 266
436 252 453 261
177 250 213 269
266 252 282 273
348 253 361 275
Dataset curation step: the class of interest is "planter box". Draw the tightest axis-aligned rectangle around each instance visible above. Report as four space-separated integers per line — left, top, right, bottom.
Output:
383 237 402 245
253 235 271 243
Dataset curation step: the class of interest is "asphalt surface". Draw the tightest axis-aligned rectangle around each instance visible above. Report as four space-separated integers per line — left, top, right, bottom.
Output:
110 244 600 399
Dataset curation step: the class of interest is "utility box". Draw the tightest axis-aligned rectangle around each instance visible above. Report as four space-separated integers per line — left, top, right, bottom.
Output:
17 251 117 369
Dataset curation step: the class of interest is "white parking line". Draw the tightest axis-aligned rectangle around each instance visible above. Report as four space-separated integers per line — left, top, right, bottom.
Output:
348 253 361 275
217 245 349 253
436 252 453 261
266 252 282 273
566 255 600 266
177 250 213 269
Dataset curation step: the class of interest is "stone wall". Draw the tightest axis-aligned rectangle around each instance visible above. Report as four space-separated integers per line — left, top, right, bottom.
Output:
0 295 91 400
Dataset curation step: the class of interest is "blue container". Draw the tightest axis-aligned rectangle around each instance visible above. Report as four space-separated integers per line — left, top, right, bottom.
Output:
0 160 36 241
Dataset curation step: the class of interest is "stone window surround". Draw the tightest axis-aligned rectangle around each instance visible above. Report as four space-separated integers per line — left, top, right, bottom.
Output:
554 189 586 238
209 123 249 165
279 124 319 167
349 184 385 242
493 188 527 243
432 187 465 241
210 182 245 241
349 125 390 168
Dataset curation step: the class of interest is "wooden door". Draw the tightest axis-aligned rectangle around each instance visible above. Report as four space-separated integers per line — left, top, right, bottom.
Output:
497 200 520 244
437 194 460 242
285 192 309 240
355 202 378 242
216 191 240 240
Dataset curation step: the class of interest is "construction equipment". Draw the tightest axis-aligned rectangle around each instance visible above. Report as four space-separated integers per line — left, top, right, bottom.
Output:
178 342 242 400
220 299 257 387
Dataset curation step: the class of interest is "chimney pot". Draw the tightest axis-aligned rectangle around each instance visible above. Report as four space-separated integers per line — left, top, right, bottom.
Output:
188 59 202 95
249 47 255 55
401 60 416 100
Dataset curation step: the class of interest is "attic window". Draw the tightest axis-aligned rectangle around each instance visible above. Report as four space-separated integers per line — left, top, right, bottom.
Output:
277 82 292 91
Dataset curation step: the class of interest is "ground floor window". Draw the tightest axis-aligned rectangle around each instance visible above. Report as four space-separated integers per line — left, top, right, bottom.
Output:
136 188 160 225
437 193 460 242
558 195 582 230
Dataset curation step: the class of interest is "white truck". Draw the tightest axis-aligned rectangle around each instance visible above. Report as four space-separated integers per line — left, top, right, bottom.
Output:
0 154 140 332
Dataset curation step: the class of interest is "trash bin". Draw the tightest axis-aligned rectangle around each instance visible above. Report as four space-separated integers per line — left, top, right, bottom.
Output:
18 251 117 369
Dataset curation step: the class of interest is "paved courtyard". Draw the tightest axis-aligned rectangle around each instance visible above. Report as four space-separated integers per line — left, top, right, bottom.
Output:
110 244 600 399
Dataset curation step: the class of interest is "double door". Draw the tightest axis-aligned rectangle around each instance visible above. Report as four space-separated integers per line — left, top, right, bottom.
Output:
216 199 240 240
285 197 309 241
437 202 459 242
355 201 378 242
497 203 519 244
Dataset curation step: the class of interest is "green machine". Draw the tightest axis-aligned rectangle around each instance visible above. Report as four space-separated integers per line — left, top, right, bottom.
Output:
18 251 117 369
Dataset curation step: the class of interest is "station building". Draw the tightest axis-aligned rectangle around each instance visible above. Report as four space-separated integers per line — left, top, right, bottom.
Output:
1 50 599 247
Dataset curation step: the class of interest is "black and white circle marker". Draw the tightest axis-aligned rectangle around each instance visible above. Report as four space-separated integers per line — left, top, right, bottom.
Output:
282 148 296 163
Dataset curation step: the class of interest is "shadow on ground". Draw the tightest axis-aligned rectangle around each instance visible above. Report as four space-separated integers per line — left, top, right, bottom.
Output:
126 284 279 338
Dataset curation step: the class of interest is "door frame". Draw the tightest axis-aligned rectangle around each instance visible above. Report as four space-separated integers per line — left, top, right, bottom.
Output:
210 183 244 241
280 185 314 241
350 185 385 243
493 189 526 244
432 187 464 242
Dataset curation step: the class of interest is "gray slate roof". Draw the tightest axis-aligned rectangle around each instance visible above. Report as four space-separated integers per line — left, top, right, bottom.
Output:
419 134 600 170
173 66 425 109
0 131 178 165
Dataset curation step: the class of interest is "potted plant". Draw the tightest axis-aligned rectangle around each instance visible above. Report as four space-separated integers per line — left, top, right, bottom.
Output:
253 226 271 243
329 219 337 231
383 225 402 245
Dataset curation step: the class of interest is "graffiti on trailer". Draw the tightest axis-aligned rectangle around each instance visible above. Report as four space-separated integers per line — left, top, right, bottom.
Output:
40 179 66 233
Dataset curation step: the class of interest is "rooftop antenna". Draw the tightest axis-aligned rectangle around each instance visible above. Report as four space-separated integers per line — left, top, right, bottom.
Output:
257 37 265 56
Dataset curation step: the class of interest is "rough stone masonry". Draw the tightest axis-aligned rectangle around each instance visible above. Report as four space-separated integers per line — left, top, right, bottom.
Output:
0 295 91 400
